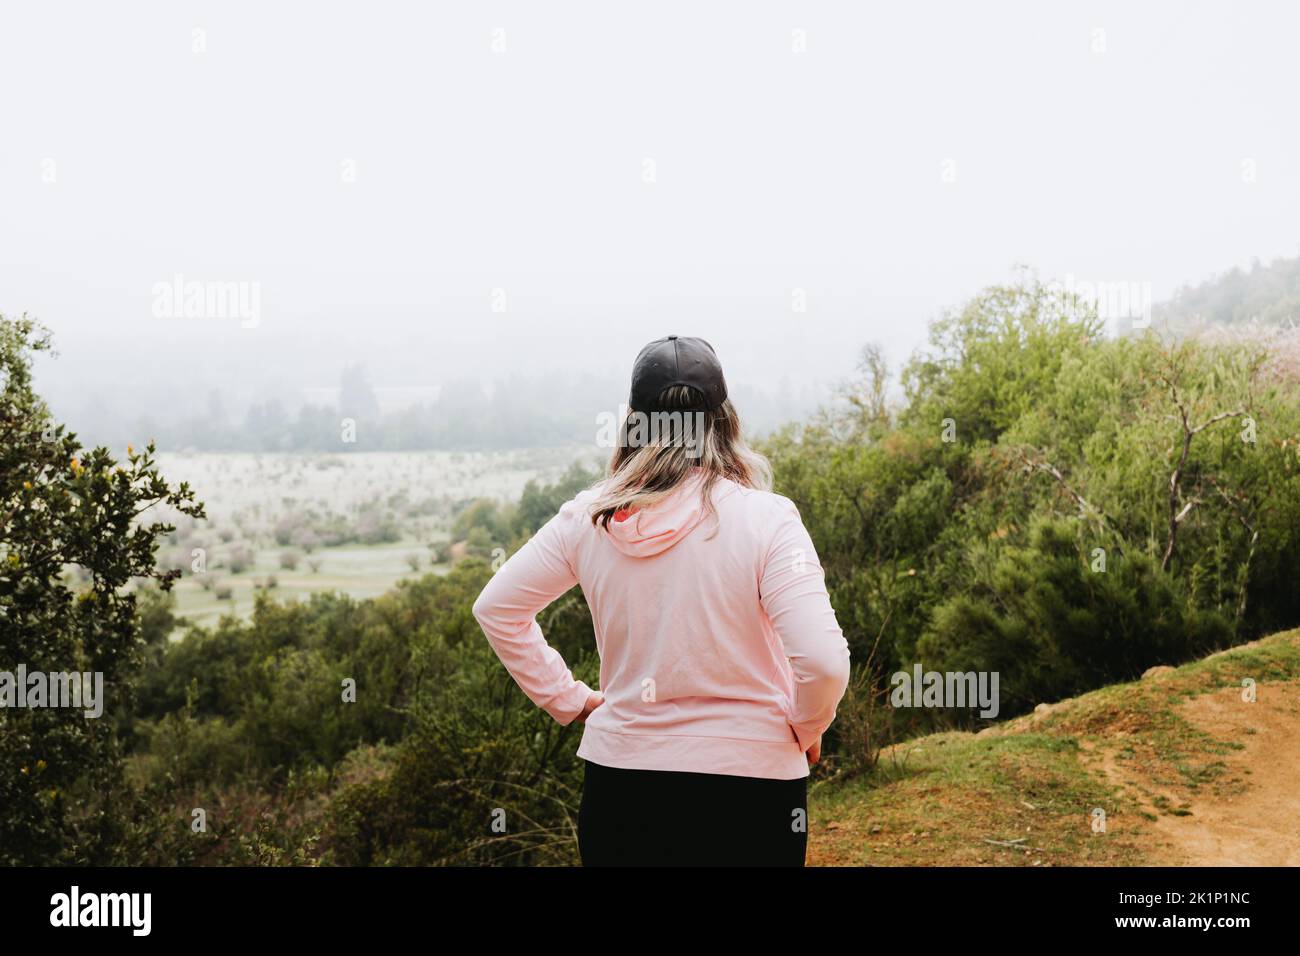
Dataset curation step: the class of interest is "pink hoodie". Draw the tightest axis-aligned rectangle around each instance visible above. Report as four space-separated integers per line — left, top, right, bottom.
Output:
471 470 851 779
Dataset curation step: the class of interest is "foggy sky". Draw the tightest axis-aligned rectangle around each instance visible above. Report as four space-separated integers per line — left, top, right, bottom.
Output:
2 1 1298 431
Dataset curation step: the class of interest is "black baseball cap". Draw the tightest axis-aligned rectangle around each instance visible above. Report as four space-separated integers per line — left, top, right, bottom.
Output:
629 335 728 412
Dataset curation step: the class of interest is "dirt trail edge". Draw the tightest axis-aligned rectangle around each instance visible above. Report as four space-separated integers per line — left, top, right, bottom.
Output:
807 631 1300 866
1134 681 1300 866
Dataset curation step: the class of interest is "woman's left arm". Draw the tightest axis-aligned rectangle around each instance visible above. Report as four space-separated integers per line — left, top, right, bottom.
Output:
471 503 596 725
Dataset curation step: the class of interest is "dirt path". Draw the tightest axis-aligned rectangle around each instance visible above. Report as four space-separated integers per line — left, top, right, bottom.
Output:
1143 681 1300 866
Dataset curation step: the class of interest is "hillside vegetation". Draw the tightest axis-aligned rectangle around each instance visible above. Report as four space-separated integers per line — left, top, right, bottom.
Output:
765 272 1300 756
4 262 1300 865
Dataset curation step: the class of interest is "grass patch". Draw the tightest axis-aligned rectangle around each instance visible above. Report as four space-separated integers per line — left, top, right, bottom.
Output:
810 732 1143 866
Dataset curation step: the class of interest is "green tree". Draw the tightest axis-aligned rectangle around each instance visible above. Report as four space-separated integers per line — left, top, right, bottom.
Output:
0 314 205 864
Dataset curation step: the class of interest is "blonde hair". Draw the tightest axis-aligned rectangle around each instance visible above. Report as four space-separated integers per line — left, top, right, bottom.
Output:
589 385 772 530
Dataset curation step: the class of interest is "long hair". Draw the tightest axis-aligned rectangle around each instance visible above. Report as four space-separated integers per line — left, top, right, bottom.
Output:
589 385 772 530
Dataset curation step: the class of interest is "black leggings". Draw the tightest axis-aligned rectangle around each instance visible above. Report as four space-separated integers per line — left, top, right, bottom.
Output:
577 759 808 867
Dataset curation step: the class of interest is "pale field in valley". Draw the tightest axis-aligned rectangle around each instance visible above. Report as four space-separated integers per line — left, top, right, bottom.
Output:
149 448 597 632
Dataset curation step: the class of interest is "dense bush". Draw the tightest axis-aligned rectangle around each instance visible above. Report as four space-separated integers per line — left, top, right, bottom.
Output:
327 633 597 866
764 275 1300 743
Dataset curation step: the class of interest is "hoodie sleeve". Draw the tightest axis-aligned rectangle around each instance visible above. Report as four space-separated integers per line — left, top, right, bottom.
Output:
759 497 852 753
471 500 596 725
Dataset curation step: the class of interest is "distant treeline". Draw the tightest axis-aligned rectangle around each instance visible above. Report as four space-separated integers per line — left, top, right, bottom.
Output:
68 371 816 453
1153 254 1300 330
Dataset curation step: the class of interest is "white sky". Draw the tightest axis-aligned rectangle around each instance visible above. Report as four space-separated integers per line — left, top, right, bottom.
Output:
2 1 1298 423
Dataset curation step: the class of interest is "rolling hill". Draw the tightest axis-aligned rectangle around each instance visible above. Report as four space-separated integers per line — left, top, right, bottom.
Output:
809 629 1300 866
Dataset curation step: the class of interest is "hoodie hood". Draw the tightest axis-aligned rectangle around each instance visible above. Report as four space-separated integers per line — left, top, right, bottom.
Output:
604 471 714 558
